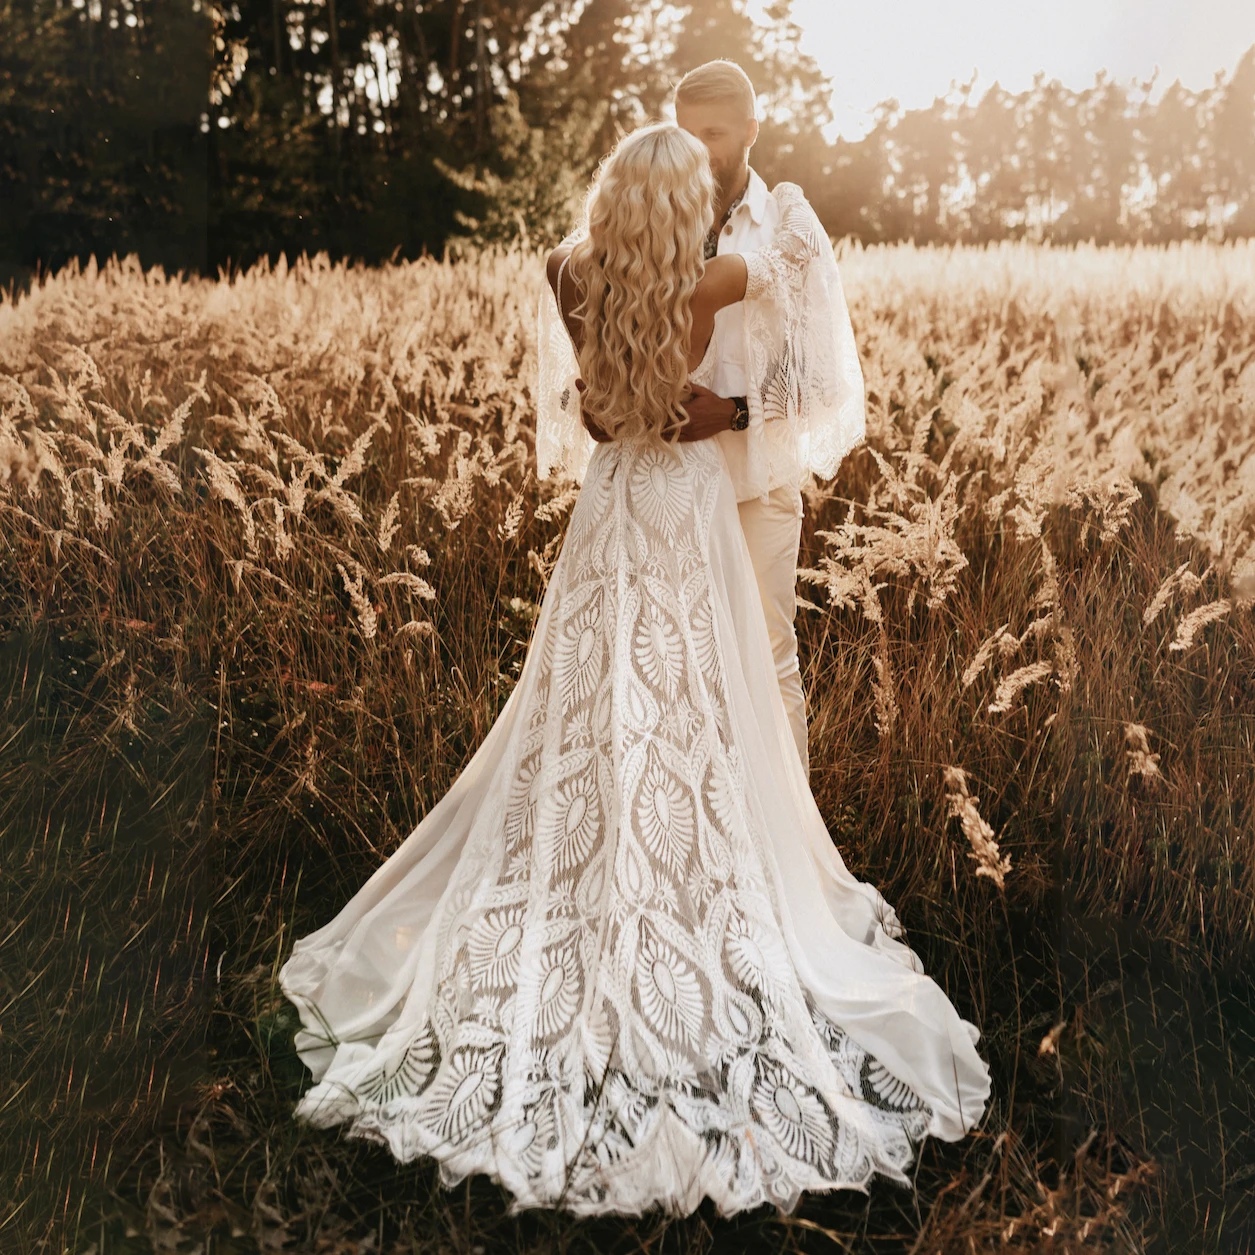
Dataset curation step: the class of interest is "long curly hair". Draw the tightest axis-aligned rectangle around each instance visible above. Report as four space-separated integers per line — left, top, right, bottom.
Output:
568 122 716 443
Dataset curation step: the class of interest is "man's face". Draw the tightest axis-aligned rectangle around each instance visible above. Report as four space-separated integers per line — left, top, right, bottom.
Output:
675 100 758 202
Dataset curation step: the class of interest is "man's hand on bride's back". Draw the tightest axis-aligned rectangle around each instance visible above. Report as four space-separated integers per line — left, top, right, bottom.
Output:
578 380 735 443
677 384 737 440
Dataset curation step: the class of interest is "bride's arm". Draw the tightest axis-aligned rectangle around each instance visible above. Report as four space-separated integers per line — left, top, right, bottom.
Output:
692 188 824 320
692 254 749 319
740 183 825 295
726 181 864 499
687 253 748 372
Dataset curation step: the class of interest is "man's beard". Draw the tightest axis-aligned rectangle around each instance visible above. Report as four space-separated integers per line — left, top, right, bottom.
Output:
712 160 743 208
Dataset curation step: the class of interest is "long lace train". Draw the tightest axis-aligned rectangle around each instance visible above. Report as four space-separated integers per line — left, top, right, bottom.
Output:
279 435 991 1216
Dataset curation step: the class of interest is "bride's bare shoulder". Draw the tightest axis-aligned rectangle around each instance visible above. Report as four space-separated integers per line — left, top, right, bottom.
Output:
545 244 575 297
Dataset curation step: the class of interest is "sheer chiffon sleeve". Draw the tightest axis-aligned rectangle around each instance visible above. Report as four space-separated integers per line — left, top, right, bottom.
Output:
737 182 867 501
535 228 594 483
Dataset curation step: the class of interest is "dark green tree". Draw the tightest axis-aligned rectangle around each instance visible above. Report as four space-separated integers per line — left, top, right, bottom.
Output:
0 0 210 290
4 0 1254 276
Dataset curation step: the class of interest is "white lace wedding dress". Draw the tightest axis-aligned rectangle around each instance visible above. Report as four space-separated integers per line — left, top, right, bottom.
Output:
279 225 991 1217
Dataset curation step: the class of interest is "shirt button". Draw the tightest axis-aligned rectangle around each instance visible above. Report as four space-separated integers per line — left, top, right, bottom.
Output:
723 224 732 234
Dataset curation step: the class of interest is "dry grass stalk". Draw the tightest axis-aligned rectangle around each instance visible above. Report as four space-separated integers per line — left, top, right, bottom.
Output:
1052 623 1078 695
1167 597 1233 653
1038 1019 1067 1056
336 561 378 640
377 490 402 552
195 445 260 556
378 570 436 599
961 623 1018 688
986 659 1055 715
394 619 436 642
498 489 526 540
941 765 1011 890
871 626 898 739
1143 561 1208 626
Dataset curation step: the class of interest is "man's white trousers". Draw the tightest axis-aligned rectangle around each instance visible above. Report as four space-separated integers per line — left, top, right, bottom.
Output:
736 483 808 781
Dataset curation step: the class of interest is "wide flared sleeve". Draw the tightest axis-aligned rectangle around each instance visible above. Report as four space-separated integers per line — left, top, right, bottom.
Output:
534 228 595 483
737 182 867 502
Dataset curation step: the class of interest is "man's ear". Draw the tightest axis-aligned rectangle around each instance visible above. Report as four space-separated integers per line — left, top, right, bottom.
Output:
746 116 760 148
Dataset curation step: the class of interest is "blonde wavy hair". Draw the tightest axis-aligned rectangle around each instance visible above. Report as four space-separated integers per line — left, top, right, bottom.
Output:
568 122 716 442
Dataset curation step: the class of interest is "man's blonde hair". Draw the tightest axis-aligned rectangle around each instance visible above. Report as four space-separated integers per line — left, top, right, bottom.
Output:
674 60 757 120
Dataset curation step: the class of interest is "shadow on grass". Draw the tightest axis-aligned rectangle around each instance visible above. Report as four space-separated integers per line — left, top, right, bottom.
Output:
1 624 1251 1253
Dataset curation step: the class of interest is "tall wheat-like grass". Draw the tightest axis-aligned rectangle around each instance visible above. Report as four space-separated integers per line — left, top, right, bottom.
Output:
1 240 1252 1254
1 241 1251 949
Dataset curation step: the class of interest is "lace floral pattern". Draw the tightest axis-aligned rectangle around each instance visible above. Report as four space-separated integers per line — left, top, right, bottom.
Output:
290 438 933 1215
535 227 591 484
738 182 867 502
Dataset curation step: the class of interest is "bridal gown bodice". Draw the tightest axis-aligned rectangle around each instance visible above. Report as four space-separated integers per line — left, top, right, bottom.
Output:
278 332 991 1217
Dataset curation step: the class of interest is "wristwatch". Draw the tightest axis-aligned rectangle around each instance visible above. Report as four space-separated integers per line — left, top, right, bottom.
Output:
729 396 749 431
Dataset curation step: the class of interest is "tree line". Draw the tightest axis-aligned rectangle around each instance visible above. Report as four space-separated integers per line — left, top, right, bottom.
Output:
2 0 1252 287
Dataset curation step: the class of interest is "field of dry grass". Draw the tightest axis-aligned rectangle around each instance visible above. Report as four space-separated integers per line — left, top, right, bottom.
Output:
1 240 1253 1254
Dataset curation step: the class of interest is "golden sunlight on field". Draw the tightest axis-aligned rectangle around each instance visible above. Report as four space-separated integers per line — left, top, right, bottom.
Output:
1 243 1252 1251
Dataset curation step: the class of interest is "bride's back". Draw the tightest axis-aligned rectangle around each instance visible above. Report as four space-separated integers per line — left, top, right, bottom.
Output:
550 123 720 445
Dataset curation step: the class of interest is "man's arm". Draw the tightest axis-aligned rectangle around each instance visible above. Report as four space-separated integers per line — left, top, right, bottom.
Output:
674 386 739 441
580 382 737 443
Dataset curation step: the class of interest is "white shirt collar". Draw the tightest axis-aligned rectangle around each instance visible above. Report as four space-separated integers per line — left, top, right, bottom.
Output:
741 167 770 226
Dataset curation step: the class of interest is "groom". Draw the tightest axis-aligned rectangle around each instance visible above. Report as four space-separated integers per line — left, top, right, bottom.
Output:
582 59 865 783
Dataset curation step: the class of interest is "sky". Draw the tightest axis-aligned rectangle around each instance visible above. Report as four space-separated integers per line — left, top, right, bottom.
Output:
778 0 1255 140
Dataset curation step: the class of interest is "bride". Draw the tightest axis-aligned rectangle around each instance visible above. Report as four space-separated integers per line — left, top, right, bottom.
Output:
279 121 991 1217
